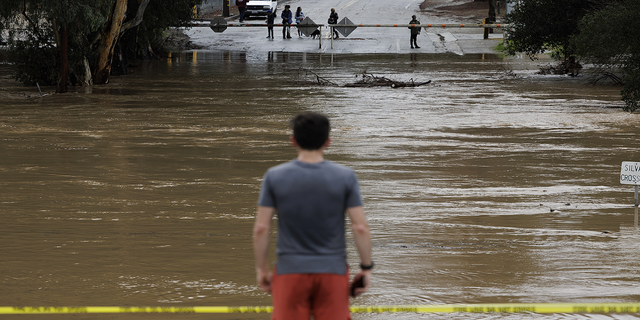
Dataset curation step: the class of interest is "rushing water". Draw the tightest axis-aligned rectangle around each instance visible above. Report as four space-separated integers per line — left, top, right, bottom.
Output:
1 51 639 319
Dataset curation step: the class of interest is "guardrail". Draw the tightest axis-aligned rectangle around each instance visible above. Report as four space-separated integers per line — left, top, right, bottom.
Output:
189 22 509 28
189 17 510 50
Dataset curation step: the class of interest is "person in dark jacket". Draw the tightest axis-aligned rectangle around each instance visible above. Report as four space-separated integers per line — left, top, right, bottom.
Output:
328 8 339 39
237 0 247 23
409 15 421 49
281 5 292 39
266 9 277 39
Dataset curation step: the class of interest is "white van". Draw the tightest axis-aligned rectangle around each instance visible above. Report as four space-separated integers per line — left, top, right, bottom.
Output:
245 0 277 18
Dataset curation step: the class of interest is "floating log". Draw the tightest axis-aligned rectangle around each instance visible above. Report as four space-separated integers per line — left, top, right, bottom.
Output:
344 73 431 88
296 69 431 88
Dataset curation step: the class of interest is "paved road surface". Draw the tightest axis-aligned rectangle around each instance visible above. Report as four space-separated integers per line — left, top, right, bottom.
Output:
184 0 503 54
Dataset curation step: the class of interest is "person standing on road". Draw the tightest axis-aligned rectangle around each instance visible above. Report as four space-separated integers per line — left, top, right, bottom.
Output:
328 8 339 39
253 112 373 320
266 9 277 39
409 15 421 49
237 0 247 23
281 5 293 39
295 7 306 37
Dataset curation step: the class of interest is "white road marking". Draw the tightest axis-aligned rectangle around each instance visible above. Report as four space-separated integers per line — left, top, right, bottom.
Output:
340 0 361 10
405 0 417 10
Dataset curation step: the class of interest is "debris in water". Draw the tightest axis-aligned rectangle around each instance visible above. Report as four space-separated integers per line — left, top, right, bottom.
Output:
296 69 431 88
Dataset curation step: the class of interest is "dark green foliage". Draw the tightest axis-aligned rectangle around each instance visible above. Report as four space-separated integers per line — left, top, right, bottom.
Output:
44 0 112 31
574 0 638 66
504 0 607 60
505 0 639 111
2 3 58 86
140 0 197 31
0 0 197 89
574 0 640 111
622 65 640 112
10 38 59 86
1 0 113 87
120 0 197 60
578 1 640 111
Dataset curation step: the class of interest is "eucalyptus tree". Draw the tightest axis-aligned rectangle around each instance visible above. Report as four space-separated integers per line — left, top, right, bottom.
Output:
1 0 110 91
0 0 194 93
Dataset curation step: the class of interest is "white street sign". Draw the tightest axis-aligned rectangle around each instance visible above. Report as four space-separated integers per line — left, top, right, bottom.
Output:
620 161 640 185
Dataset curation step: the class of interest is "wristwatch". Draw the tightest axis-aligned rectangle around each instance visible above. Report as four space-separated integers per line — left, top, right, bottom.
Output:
360 262 374 270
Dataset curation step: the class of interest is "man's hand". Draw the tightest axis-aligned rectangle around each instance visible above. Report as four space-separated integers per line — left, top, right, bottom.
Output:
350 269 372 297
256 268 273 293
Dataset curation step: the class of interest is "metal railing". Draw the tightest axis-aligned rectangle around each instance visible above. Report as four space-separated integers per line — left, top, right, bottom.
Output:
188 18 510 49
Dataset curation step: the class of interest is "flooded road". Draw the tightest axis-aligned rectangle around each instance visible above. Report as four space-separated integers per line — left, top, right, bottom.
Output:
1 51 639 319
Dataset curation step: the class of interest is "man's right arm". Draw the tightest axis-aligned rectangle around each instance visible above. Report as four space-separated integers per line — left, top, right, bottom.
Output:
253 206 275 293
347 205 372 296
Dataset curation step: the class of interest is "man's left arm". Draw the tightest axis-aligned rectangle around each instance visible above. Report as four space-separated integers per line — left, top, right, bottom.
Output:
347 205 372 296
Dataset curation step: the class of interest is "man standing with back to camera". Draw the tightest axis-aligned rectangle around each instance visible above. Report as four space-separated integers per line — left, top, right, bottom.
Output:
253 112 373 320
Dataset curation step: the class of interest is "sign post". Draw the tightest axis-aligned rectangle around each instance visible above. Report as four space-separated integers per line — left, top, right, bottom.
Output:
620 161 640 206
297 17 322 49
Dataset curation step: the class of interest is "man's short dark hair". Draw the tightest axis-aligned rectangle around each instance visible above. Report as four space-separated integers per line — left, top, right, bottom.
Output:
291 112 330 150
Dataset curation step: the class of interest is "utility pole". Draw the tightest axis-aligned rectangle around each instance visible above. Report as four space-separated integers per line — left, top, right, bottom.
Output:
223 0 230 17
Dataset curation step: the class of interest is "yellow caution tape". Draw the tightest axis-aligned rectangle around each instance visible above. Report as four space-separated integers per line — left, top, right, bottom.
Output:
0 306 272 314
349 304 640 314
1 303 640 314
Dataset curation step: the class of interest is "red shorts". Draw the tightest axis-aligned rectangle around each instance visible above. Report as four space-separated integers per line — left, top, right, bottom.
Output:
271 268 351 320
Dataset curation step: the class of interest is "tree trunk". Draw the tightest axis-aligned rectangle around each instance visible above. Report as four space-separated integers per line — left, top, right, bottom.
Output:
93 0 128 85
120 0 151 34
58 25 69 93
81 57 93 86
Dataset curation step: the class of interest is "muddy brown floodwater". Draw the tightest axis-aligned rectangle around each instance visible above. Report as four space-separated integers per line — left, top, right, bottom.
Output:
1 51 639 320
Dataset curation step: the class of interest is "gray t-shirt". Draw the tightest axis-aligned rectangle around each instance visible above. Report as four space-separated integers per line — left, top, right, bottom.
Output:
258 160 363 275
